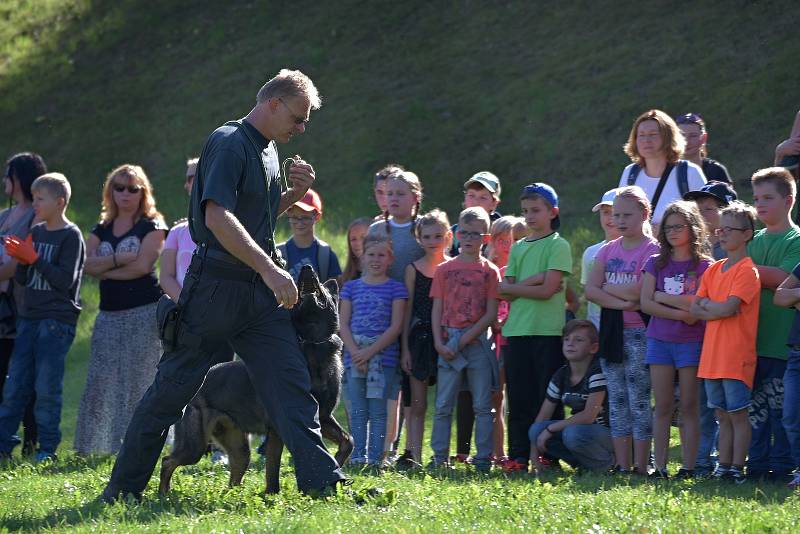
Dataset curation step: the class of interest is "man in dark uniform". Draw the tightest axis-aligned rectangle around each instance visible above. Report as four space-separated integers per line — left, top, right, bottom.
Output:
101 69 346 502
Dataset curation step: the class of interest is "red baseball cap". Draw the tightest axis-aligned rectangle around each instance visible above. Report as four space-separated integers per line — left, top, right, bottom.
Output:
293 188 323 215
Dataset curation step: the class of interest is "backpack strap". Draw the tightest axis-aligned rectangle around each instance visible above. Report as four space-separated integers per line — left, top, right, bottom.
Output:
677 160 689 197
316 238 332 281
649 163 675 219
626 164 641 186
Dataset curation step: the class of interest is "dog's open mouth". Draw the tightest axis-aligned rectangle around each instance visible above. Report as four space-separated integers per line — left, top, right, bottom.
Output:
298 265 320 296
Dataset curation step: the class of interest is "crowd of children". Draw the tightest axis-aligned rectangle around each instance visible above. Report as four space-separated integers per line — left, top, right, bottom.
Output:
2 107 800 492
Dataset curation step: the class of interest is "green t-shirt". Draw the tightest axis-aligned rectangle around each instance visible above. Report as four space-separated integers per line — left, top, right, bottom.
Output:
502 232 572 337
747 225 800 359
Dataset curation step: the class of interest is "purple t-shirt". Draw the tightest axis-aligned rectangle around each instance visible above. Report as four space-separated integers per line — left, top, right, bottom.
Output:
164 221 196 288
595 237 659 328
341 277 408 368
643 255 711 342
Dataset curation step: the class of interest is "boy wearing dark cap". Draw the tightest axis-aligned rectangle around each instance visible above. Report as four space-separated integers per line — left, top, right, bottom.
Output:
449 172 502 256
278 188 342 283
497 182 572 471
684 181 738 260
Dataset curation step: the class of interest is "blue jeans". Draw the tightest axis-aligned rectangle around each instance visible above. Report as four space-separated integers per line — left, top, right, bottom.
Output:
430 341 494 464
528 421 614 470
748 356 793 474
783 348 800 470
345 366 400 464
0 318 76 454
696 380 719 471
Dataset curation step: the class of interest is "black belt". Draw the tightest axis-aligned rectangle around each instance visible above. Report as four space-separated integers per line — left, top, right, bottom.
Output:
195 245 259 282
196 244 246 266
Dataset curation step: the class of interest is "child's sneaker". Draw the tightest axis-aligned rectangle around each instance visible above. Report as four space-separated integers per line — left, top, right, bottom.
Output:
712 465 730 479
502 458 529 473
724 466 746 484
607 465 630 476
450 453 472 465
787 471 800 489
491 455 510 467
648 468 669 480
673 468 695 479
34 451 57 463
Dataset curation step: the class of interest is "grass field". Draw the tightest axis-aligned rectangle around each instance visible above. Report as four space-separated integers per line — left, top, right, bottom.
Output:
2 0 800 531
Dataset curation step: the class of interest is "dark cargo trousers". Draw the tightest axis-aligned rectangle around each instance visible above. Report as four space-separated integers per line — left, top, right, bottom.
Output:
106 255 345 495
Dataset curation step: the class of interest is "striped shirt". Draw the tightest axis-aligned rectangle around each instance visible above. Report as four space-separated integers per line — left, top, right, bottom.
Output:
340 277 408 368
545 358 608 426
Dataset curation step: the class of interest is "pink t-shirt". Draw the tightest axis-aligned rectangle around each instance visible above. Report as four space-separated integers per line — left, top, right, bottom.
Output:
429 256 501 329
595 236 659 328
164 220 196 288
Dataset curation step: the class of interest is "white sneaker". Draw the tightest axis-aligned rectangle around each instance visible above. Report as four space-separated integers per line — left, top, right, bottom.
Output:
210 450 229 466
788 471 800 489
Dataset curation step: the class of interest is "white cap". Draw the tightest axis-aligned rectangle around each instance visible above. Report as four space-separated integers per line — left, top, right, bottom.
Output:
592 188 621 212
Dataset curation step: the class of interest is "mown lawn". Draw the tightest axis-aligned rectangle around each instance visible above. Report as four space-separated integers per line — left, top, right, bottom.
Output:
1 448 798 532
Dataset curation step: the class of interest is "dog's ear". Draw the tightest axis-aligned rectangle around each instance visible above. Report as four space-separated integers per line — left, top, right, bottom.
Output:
323 279 339 300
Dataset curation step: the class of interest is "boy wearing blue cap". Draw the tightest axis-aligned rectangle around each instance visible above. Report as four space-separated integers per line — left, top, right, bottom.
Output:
498 183 573 471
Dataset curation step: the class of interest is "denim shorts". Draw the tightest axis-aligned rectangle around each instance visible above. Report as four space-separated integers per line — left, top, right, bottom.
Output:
705 378 752 413
645 338 702 368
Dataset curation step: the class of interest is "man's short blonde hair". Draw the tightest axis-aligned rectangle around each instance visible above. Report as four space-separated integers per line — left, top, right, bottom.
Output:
31 172 71 206
256 69 321 109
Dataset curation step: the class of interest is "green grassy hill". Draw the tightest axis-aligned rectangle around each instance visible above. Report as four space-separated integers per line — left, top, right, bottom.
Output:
2 0 799 234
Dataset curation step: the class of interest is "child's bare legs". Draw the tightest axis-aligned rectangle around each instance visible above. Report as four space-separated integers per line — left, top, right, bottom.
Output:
716 409 733 465
612 436 632 470
677 367 700 469
729 408 751 468
650 364 676 470
384 397 400 458
634 439 651 474
407 375 429 462
492 366 506 459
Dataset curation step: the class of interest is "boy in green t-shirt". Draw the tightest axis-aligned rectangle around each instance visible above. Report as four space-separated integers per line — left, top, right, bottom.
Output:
498 183 572 471
747 167 800 481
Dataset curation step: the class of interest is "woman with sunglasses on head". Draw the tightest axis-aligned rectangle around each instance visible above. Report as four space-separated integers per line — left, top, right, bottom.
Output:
74 164 167 456
618 110 707 234
0 152 47 457
676 112 732 184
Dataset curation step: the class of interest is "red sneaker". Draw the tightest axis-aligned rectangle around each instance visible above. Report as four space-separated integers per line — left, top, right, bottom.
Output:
492 455 510 466
502 458 529 473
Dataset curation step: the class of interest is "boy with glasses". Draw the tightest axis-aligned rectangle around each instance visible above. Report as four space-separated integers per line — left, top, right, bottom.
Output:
278 188 341 284
429 207 502 472
497 183 573 471
691 202 760 483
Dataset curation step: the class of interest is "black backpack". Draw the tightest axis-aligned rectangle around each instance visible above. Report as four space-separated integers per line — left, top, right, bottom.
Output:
277 238 333 282
626 160 690 212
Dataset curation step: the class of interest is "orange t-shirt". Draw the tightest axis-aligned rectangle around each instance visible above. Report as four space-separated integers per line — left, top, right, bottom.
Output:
696 257 761 388
429 256 501 329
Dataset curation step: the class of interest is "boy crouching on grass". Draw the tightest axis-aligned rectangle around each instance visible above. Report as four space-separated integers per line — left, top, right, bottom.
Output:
690 202 760 484
430 207 501 472
0 173 85 462
528 320 613 473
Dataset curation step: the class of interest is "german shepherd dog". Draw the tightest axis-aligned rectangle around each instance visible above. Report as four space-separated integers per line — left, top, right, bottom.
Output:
159 265 353 495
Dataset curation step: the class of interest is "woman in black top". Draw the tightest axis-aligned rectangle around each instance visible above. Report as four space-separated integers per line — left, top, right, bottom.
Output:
74 164 167 455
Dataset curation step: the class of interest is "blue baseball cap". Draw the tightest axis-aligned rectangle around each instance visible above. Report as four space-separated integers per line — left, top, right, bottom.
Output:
521 182 560 230
683 180 737 206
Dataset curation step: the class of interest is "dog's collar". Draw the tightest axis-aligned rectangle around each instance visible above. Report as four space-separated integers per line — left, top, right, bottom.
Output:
298 336 336 346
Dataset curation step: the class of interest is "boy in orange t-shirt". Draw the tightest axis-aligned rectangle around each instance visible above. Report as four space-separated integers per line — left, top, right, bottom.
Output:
691 202 761 483
430 207 501 472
